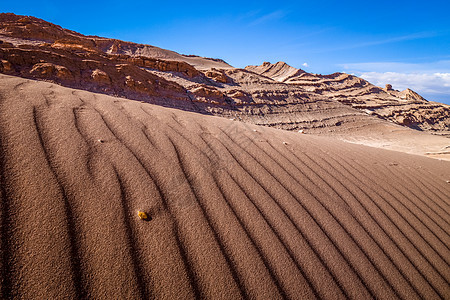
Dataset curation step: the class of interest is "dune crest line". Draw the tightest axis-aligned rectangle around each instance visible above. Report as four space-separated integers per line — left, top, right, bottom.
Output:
0 74 449 299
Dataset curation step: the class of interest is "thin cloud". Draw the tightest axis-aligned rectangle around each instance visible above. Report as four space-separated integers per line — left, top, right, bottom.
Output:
359 72 450 103
340 60 450 73
236 9 262 22
317 31 439 53
351 31 438 48
339 60 450 102
249 10 287 26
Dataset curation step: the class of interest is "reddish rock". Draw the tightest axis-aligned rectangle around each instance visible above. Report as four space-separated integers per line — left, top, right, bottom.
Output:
0 13 448 134
30 62 56 77
125 75 153 93
91 69 111 84
192 86 223 98
228 90 246 98
29 62 73 80
51 39 97 52
55 65 73 80
204 69 230 83
0 59 13 73
396 115 414 126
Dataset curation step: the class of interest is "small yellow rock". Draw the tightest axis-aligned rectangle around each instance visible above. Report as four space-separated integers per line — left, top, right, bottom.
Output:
137 211 148 220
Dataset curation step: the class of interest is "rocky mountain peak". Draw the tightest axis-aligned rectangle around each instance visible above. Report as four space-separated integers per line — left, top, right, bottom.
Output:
245 61 305 82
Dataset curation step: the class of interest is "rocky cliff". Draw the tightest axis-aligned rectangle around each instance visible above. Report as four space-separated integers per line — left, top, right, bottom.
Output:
246 62 449 132
0 13 448 135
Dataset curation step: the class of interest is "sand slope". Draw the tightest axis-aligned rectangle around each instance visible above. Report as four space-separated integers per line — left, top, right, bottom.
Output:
0 74 449 299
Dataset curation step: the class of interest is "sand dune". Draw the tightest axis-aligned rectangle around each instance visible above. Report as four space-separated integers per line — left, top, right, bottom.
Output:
0 74 449 299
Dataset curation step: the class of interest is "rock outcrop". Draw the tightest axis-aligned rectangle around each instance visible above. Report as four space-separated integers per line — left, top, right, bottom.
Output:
0 42 191 104
0 13 448 135
0 13 232 70
246 61 306 83
245 62 449 132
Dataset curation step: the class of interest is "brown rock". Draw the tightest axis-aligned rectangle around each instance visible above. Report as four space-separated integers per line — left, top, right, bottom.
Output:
1 13 448 135
108 42 119 54
18 16 33 23
136 58 199 78
0 60 13 73
91 69 111 84
125 75 150 93
0 41 14 48
227 90 247 99
51 39 97 52
401 88 427 102
204 69 230 83
30 62 56 77
191 86 223 98
55 65 73 80
396 114 414 126
29 62 73 80
125 75 135 88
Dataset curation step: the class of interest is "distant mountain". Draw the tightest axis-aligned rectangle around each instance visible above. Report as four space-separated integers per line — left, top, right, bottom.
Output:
0 13 448 134
246 62 449 132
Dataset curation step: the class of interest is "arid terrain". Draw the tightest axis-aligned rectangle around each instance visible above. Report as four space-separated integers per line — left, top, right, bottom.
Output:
1 13 449 159
0 13 449 300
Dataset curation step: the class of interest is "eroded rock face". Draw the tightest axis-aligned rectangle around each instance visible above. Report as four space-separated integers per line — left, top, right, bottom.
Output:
0 59 12 73
30 62 73 80
0 13 448 134
0 14 71 42
191 86 222 97
204 69 231 83
245 61 449 132
246 61 305 82
0 13 232 70
91 69 111 84
0 43 193 106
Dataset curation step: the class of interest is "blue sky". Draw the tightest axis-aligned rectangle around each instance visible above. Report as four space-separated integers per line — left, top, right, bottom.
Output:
3 0 450 104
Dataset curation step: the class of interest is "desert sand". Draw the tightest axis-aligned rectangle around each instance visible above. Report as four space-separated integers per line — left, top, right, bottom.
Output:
0 74 449 299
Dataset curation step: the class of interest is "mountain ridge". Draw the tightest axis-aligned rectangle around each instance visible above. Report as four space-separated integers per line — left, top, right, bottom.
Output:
0 13 448 141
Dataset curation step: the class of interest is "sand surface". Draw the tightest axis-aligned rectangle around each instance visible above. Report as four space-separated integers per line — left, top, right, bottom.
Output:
0 74 449 299
320 121 450 161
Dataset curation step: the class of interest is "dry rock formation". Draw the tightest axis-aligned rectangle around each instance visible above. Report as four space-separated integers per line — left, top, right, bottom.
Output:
0 13 449 136
245 63 449 133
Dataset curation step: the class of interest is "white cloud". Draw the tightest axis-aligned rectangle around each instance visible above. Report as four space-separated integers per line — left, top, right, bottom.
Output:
340 60 450 73
359 72 450 95
338 60 450 103
302 62 309 67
